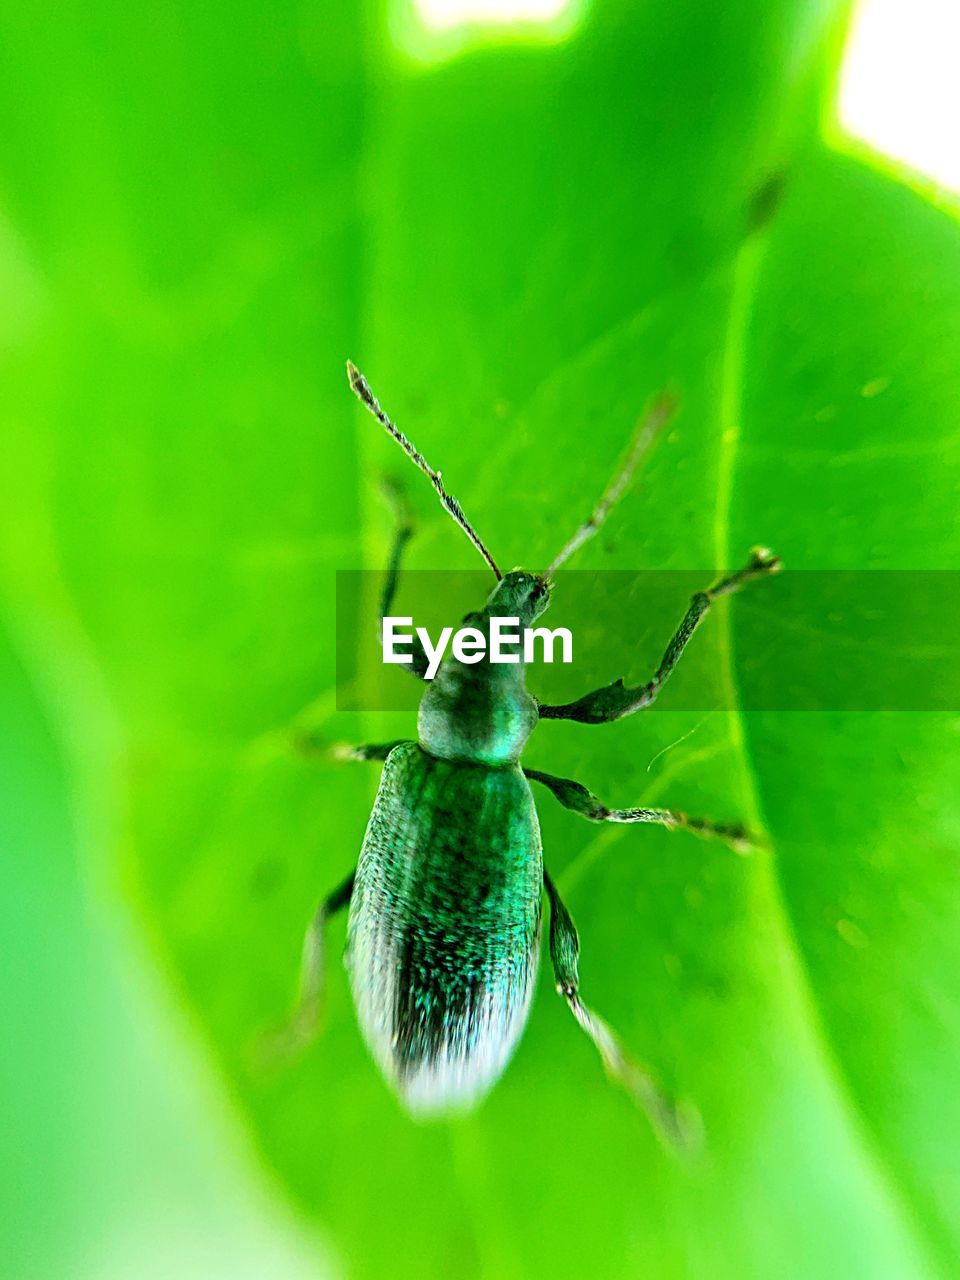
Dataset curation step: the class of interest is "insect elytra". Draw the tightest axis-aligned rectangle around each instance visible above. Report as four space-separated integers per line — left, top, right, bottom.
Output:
285 361 780 1146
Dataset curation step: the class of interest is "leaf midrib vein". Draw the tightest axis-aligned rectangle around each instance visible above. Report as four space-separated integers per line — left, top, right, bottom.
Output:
714 232 942 1278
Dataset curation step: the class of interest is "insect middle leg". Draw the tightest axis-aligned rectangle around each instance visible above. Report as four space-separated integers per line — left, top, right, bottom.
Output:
526 768 763 852
544 870 695 1149
537 548 779 723
333 740 411 762
294 734 410 761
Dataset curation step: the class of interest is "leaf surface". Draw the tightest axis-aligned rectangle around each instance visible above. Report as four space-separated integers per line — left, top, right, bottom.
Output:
1 1 958 1276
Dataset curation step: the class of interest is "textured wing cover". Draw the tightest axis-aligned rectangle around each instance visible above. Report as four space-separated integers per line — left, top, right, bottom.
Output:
347 743 543 1114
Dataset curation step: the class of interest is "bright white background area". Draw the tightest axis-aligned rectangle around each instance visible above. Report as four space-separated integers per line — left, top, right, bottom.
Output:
415 0 569 29
839 0 960 194
411 0 960 197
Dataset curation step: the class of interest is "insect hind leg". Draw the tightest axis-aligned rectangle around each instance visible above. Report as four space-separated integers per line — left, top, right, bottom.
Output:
259 871 355 1062
544 870 699 1152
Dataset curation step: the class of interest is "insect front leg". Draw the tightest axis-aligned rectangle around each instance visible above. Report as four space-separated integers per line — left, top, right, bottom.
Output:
543 871 696 1150
526 768 764 853
379 476 429 680
537 548 780 723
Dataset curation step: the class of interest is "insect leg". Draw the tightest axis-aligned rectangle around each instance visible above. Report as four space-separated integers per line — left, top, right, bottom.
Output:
526 768 765 853
294 871 355 1036
334 740 410 762
261 871 356 1060
379 476 429 680
537 548 780 723
543 870 697 1150
293 734 411 760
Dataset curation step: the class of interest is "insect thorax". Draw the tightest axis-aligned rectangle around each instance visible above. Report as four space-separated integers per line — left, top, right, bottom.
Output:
417 573 550 766
417 618 538 766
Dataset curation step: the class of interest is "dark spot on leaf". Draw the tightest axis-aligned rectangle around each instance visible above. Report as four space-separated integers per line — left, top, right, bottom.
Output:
746 170 788 234
250 858 285 898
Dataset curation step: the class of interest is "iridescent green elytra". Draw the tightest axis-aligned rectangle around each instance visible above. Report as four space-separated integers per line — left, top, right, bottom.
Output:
291 364 779 1146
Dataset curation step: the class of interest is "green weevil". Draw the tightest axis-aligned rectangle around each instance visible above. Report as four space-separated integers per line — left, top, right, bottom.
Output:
291 362 779 1145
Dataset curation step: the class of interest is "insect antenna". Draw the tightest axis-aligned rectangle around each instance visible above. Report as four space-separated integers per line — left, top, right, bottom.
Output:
545 392 677 575
347 361 502 581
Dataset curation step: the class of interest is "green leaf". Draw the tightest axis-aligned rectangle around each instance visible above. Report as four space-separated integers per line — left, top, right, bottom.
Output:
732 147 960 1271
2 1 958 1277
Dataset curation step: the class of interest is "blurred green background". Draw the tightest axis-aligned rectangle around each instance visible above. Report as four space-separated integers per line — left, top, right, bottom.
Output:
2 0 960 1277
